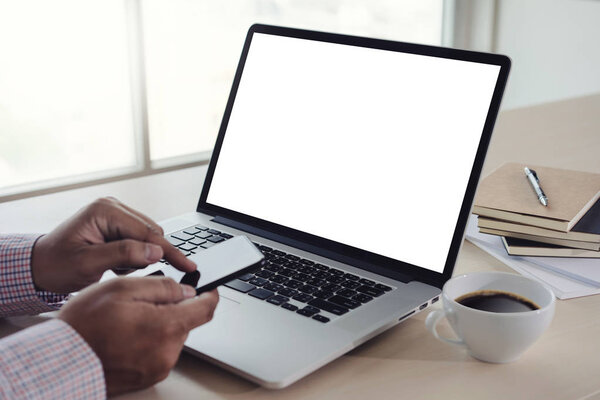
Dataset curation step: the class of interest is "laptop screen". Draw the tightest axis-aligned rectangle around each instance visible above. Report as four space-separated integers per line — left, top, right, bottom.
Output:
204 29 506 276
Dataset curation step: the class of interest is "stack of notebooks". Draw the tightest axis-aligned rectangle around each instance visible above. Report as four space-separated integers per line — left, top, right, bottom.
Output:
472 163 600 258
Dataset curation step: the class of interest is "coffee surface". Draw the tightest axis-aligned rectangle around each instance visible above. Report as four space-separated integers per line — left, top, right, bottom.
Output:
455 290 539 313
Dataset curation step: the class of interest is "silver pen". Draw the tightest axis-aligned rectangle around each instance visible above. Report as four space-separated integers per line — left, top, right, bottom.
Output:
524 167 548 206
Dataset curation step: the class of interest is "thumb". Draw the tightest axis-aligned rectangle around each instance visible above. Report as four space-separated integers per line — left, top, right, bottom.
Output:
110 276 197 304
82 239 164 275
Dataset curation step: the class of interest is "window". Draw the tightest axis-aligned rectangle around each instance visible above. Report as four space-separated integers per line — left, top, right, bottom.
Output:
0 0 445 199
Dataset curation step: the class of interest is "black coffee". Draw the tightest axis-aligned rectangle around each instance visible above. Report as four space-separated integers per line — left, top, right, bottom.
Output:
455 290 540 313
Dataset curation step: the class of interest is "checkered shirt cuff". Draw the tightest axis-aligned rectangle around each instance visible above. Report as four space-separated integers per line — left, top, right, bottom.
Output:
0 319 106 399
0 235 69 316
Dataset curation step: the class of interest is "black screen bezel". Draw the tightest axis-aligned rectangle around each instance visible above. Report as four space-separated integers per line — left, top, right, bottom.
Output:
197 24 510 289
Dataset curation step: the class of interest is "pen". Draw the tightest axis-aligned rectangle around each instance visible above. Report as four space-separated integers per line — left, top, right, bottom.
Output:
524 167 548 206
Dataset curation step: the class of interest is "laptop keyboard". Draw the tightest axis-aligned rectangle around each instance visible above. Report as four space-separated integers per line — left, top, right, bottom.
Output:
158 224 394 323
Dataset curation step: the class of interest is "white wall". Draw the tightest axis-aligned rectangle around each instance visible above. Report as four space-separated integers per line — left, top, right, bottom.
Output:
493 0 600 110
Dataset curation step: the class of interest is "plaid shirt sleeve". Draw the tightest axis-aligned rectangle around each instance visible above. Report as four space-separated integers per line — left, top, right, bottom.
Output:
0 235 106 398
0 319 106 399
0 234 68 316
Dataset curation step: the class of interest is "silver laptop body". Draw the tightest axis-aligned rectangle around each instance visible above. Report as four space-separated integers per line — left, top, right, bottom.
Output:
131 25 510 388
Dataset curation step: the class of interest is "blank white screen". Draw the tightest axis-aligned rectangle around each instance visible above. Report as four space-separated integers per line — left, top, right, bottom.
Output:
207 33 500 273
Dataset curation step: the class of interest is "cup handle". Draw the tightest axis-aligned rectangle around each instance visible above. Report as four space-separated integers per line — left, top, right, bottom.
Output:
425 309 465 347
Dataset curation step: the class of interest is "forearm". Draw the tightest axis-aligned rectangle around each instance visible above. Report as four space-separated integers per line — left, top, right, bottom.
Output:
0 319 105 399
0 235 68 316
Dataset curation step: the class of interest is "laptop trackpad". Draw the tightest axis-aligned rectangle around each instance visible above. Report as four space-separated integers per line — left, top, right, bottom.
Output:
213 294 240 317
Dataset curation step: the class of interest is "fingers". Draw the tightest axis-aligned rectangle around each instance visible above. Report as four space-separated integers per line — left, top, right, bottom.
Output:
90 198 196 273
83 240 164 273
168 290 220 331
112 276 197 304
106 196 164 236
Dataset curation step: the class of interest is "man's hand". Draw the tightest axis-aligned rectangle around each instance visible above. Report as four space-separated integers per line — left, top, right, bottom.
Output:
58 277 219 396
31 197 196 293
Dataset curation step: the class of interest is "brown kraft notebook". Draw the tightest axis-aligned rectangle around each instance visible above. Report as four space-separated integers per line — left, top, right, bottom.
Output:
473 163 600 232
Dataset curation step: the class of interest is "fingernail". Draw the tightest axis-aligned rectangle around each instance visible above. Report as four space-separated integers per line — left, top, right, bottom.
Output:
145 244 163 262
181 284 196 298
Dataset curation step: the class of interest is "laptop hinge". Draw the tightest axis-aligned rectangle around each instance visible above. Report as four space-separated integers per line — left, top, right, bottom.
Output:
211 216 412 284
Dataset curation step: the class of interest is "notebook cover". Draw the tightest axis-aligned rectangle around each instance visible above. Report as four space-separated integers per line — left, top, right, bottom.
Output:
473 163 600 228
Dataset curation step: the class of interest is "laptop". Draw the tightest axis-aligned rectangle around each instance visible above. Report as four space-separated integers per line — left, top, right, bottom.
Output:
131 24 510 388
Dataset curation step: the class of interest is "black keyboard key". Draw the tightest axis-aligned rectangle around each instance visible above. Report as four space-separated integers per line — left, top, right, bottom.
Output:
328 295 361 309
285 279 303 289
298 265 316 275
285 261 303 270
375 283 393 292
259 245 273 253
255 270 274 279
306 278 325 287
225 280 256 293
281 303 298 312
322 283 341 292
343 273 360 281
313 263 329 271
304 305 320 314
313 271 330 280
313 315 330 323
337 288 357 298
263 282 283 292
238 273 254 282
298 285 318 294
279 268 296 277
167 236 185 247
329 268 344 276
179 243 197 252
292 272 310 282
359 278 376 286
297 309 315 317
195 231 212 239
264 263 282 273
194 225 209 231
270 274 288 284
189 237 207 246
249 277 268 287
313 290 334 299
341 280 361 289
327 275 346 284
271 257 287 265
357 285 384 297
207 229 221 235
353 293 374 303
285 254 300 261
299 259 315 265
308 298 349 315
148 270 164 276
278 287 298 297
207 235 225 243
171 232 195 241
272 250 287 256
248 288 274 300
292 293 314 303
220 233 233 239
266 295 289 306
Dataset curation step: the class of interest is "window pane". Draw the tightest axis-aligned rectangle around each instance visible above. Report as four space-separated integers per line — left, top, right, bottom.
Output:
143 0 443 161
0 0 136 191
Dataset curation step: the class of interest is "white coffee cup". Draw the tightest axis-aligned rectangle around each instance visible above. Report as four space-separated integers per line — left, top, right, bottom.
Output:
425 271 555 363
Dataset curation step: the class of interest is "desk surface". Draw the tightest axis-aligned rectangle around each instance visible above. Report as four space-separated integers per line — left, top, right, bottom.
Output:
2 94 600 400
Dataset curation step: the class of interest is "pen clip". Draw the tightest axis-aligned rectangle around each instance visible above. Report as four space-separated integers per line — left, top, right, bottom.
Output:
529 169 539 181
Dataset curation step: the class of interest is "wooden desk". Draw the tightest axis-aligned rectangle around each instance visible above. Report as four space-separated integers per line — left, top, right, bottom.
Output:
2 94 600 399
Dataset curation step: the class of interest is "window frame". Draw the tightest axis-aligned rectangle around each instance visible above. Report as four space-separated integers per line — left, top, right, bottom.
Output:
0 0 456 203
